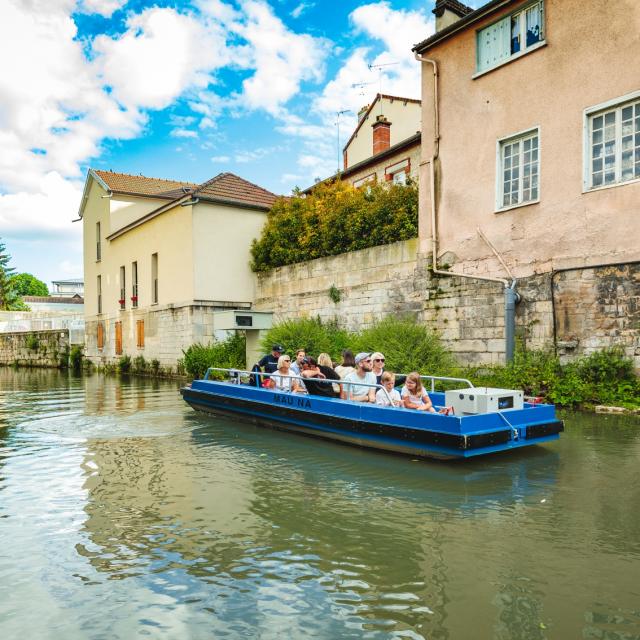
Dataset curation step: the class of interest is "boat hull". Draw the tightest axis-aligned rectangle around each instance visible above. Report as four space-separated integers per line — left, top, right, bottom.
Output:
181 380 564 461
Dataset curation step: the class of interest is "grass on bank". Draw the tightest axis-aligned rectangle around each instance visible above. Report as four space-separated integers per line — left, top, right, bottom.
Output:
182 316 640 410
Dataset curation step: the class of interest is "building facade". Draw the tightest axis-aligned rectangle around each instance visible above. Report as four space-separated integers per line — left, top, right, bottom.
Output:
413 0 640 364
80 170 278 370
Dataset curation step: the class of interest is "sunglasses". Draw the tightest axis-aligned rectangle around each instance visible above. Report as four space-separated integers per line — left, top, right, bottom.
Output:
283 358 291 362
373 358 385 362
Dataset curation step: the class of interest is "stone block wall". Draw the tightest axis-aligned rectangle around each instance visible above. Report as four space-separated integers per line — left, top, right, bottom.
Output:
0 330 69 367
254 241 640 369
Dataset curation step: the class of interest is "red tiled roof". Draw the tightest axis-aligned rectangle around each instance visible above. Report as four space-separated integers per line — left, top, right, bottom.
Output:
24 296 84 304
433 0 474 18
93 170 198 198
193 173 279 209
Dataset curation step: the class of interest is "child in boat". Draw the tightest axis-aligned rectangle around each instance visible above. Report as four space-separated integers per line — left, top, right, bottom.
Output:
401 372 436 412
375 371 402 407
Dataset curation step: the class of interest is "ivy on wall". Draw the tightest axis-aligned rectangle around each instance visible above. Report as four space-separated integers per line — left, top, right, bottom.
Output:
250 180 418 272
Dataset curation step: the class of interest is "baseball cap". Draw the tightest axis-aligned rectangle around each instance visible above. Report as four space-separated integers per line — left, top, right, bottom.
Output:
272 344 284 352
354 352 371 364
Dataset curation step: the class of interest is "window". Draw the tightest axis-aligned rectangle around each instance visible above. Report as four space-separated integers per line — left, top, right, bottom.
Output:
136 319 145 348
498 129 539 209
385 158 410 184
151 253 158 304
97 275 102 314
352 173 376 189
477 1 544 74
115 321 123 355
97 322 104 350
96 222 101 261
119 266 126 309
587 97 640 189
131 261 138 308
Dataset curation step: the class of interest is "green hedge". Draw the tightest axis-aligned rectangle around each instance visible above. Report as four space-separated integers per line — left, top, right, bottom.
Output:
250 180 418 272
182 333 246 379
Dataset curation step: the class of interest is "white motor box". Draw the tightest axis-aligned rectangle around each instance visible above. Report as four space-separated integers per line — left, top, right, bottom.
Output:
444 387 524 415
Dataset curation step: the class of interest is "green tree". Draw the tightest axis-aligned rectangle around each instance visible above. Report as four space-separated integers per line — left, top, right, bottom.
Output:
0 239 23 310
10 272 49 296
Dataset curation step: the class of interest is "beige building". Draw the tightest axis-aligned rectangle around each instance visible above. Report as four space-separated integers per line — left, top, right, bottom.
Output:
341 93 421 187
79 170 278 369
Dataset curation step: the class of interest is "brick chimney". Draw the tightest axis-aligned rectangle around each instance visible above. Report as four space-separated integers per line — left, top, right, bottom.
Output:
432 0 473 32
372 115 391 155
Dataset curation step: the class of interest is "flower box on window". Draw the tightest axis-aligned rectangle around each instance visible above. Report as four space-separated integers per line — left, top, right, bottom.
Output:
131 296 138 302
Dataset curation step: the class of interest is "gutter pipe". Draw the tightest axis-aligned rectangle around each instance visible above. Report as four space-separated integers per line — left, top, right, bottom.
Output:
415 52 518 362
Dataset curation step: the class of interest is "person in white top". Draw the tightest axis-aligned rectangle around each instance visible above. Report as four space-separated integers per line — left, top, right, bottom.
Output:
343 353 376 402
267 355 301 393
375 371 402 407
401 372 436 412
290 349 306 377
334 349 356 380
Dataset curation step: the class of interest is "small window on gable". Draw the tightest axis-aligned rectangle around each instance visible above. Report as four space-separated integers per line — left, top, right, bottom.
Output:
477 1 544 74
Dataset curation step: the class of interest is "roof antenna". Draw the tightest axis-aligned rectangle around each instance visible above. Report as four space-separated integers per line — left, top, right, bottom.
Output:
334 110 351 174
367 61 399 113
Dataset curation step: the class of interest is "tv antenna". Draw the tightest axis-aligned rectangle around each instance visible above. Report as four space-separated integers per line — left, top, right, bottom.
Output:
367 61 399 112
335 109 351 173
351 80 376 97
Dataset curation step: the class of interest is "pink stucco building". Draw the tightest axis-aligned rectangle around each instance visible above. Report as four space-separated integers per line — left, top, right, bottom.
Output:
411 0 640 364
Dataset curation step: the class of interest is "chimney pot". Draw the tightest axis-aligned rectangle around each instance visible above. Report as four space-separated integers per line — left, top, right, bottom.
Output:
372 115 391 155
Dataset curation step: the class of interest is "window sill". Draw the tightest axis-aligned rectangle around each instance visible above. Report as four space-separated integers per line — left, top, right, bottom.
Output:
495 198 540 214
473 41 547 80
583 176 640 195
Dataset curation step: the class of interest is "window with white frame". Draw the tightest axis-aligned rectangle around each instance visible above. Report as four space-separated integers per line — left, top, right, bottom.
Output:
498 129 539 209
385 158 409 184
477 1 544 73
588 97 640 189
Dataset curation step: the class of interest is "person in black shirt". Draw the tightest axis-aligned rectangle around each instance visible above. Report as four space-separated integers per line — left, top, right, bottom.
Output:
257 345 284 374
300 356 341 397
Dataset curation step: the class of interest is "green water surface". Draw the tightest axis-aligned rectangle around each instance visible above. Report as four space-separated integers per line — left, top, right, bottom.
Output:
0 369 638 639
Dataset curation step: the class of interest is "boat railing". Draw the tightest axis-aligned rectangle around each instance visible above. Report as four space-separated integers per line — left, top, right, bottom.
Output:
419 375 474 392
202 366 396 406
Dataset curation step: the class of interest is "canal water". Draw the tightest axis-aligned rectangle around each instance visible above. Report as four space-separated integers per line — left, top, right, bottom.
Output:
0 369 638 640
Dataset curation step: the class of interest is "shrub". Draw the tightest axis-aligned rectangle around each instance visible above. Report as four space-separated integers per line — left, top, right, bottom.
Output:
353 316 455 378
58 345 70 369
69 345 83 372
182 332 246 379
118 354 131 374
133 355 147 374
250 180 418 272
259 317 350 365
25 333 39 351
151 359 161 376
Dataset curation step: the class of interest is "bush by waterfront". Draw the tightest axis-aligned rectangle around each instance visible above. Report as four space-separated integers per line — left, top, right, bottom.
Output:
180 316 639 410
250 180 418 272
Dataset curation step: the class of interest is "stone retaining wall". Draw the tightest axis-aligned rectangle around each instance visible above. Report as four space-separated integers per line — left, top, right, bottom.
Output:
0 330 69 368
254 241 640 369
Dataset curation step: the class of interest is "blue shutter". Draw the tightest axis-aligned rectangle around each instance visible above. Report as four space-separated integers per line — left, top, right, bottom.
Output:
477 16 510 72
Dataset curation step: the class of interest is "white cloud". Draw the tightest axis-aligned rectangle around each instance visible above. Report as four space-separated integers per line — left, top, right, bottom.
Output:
79 0 127 17
291 3 314 19
92 7 229 111
170 129 198 138
211 155 231 163
233 0 330 115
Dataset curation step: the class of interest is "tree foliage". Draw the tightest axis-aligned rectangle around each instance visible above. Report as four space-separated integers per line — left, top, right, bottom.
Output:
0 239 23 310
250 179 419 272
11 273 48 296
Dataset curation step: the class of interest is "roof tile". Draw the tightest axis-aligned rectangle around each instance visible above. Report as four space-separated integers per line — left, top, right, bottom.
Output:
93 170 197 198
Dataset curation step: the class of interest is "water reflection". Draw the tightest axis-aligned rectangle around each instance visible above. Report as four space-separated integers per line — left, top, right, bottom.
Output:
0 370 638 640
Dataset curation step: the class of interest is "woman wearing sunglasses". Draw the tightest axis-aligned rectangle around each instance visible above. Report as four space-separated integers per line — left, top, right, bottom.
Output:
371 352 405 387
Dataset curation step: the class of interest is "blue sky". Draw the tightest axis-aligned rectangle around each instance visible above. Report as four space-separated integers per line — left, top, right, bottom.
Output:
0 0 454 285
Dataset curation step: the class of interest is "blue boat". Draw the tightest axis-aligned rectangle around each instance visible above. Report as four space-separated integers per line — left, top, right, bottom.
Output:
180 368 564 460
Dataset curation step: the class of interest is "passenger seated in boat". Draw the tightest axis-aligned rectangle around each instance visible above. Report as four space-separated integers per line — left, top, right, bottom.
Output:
334 349 356 380
267 355 301 393
371 352 406 387
375 372 402 407
290 349 306 376
318 353 341 395
401 372 436 413
258 344 284 375
300 356 340 397
343 353 376 402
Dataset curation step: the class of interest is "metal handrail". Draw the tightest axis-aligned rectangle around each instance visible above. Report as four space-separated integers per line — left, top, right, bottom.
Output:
202 367 396 406
419 374 474 392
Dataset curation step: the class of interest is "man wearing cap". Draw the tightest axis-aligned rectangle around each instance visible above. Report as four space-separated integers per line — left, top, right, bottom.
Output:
258 345 284 375
343 353 376 403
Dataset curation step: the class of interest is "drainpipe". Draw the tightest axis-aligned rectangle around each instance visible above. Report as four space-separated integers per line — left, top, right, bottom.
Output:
415 52 519 362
